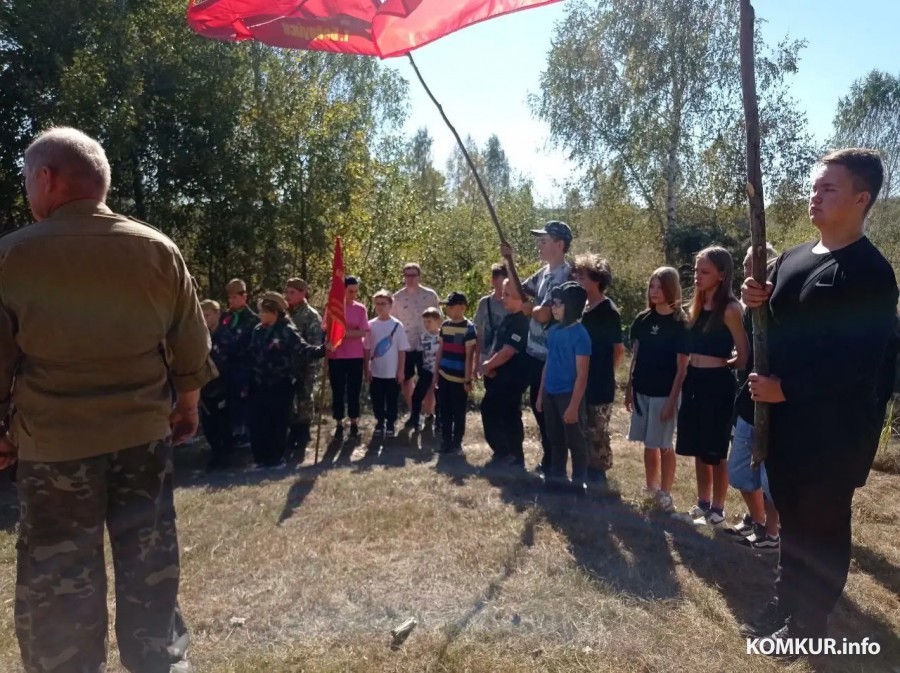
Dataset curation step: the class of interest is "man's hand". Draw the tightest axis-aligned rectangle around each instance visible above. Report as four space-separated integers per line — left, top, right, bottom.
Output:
396 370 404 385
500 242 514 261
535 393 544 414
748 373 786 403
660 398 676 422
563 405 578 424
741 278 773 309
169 406 199 446
0 435 18 470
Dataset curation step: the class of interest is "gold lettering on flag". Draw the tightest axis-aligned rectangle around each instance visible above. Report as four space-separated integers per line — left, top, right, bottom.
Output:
283 23 350 42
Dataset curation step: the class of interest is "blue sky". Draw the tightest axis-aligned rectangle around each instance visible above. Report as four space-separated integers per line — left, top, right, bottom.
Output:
386 0 900 204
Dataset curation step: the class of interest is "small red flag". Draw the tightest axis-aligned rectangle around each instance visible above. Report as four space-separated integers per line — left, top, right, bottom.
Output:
326 237 346 351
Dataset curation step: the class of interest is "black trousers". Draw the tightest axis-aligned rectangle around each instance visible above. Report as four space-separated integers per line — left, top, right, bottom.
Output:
526 353 552 470
410 369 435 425
481 376 527 461
249 380 294 466
226 365 251 436
370 377 400 426
200 396 232 468
767 462 855 632
438 377 468 447
328 358 364 421
543 390 589 483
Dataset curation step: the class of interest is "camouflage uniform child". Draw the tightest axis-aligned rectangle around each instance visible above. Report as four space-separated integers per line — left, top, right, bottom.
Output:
200 300 232 470
574 254 625 487
219 278 260 444
249 292 326 467
285 277 323 453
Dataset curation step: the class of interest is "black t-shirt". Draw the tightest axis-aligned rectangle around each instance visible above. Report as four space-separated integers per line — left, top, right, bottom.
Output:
734 308 754 425
767 238 898 484
630 308 688 397
492 311 530 386
582 298 622 405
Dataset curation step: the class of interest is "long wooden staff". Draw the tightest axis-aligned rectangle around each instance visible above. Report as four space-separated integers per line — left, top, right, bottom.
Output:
406 54 527 300
739 0 770 466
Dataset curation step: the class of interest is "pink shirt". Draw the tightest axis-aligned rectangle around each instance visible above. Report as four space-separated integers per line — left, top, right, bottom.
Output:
329 301 370 360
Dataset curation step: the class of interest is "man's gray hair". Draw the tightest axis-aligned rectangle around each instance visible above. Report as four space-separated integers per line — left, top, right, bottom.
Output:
24 127 111 196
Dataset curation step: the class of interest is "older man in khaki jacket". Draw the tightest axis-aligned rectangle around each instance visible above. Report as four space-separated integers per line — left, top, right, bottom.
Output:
0 128 215 673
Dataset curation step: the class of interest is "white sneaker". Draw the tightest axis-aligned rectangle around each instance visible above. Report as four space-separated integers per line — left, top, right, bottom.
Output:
654 491 675 513
688 504 708 519
694 510 726 526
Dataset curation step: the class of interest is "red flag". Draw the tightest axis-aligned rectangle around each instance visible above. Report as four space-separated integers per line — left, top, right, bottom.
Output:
326 237 346 351
187 0 561 58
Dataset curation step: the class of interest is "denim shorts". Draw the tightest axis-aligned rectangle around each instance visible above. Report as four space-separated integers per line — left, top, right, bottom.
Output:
727 417 770 499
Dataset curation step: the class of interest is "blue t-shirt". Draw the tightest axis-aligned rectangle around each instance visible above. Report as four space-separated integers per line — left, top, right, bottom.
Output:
544 323 592 395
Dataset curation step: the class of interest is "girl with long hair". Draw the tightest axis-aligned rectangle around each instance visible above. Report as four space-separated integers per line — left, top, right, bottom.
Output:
676 247 749 525
625 266 689 512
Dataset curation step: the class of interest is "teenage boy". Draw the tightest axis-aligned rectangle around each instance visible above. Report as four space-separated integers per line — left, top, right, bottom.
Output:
742 149 899 645
219 278 260 444
481 278 530 469
366 290 410 438
284 277 322 454
434 292 477 453
500 221 574 475
574 254 625 488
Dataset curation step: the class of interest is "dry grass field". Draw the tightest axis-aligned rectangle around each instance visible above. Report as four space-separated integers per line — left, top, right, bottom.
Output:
0 405 898 673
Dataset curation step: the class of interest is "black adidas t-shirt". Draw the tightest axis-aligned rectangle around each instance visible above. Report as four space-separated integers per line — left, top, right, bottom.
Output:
491 311 530 386
630 308 688 397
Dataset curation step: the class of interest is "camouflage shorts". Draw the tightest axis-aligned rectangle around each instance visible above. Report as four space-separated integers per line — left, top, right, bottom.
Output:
586 403 613 471
15 439 189 673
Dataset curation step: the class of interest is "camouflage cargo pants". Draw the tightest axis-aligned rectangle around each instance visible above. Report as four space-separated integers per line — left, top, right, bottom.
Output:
292 363 320 426
586 403 614 471
15 439 189 673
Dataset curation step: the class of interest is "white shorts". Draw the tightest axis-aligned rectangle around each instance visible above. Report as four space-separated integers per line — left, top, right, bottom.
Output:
628 393 676 449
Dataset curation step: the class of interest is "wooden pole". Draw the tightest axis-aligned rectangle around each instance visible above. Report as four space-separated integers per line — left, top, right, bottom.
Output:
406 53 527 301
739 0 770 465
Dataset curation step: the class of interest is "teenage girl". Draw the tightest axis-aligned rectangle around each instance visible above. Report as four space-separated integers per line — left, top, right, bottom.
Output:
625 267 689 512
675 247 749 525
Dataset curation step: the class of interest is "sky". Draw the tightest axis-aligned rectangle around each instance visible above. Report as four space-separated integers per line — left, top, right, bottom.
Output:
385 0 900 205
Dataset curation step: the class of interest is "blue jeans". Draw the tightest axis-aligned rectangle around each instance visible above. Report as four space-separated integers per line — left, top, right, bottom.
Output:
727 417 771 499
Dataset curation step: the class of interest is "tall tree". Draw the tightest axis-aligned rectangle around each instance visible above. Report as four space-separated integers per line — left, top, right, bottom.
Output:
534 0 813 263
832 70 900 200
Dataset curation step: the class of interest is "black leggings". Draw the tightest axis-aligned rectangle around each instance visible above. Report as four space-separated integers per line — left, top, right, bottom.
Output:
328 358 364 420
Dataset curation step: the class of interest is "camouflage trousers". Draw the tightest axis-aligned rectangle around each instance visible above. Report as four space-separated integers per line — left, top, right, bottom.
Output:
15 439 189 673
586 403 614 471
291 364 320 426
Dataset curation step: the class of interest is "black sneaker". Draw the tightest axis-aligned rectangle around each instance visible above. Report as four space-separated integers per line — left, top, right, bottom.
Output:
739 600 786 638
403 419 417 431
333 425 344 440
349 423 359 438
385 424 396 438
726 513 755 539
375 422 385 435
739 530 780 552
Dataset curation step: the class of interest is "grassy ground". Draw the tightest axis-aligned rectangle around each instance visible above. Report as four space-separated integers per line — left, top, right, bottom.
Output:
0 406 898 673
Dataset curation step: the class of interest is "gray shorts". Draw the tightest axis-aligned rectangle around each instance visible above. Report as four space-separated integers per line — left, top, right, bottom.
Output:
628 393 676 449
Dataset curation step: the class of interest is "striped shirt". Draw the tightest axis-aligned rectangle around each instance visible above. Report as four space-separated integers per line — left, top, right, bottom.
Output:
438 319 477 383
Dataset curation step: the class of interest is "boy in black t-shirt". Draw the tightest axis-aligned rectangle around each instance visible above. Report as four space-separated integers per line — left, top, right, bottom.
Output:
481 279 531 469
743 149 899 644
574 255 625 487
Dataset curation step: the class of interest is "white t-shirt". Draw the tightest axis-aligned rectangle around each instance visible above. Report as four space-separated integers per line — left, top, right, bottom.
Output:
366 316 410 379
420 331 441 373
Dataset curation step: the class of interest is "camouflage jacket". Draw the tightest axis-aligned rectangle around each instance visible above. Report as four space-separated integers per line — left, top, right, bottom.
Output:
218 306 260 366
289 302 323 347
201 326 230 401
249 318 325 385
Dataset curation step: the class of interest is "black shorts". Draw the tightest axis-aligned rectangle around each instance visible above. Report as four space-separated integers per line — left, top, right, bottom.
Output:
675 366 736 465
404 350 424 381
